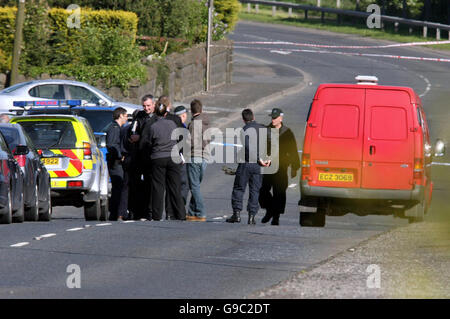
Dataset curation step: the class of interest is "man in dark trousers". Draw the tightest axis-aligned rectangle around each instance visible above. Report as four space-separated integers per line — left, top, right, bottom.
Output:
227 109 269 225
259 108 300 225
105 107 129 221
141 102 186 221
127 94 155 220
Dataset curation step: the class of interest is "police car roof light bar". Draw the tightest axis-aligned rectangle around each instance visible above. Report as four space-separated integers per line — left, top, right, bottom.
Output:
13 100 82 108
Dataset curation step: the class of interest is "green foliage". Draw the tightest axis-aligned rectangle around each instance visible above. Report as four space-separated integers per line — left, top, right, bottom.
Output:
0 6 15 60
0 47 10 72
214 0 241 33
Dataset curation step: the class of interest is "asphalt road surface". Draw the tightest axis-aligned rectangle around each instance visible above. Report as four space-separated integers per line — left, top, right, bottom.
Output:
1 21 449 299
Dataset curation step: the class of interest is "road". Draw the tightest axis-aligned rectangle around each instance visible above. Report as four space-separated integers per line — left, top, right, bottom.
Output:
1 21 449 299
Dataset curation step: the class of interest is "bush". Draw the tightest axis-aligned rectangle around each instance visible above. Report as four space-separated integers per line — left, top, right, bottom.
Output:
0 47 10 72
214 0 241 33
0 6 16 59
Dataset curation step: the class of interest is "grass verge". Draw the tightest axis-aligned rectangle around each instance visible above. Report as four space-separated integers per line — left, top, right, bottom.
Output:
239 8 450 51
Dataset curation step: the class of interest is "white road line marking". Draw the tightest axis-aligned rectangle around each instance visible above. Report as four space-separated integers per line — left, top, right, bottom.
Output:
10 242 29 247
213 217 224 220
122 220 136 223
66 227 84 232
270 50 292 55
95 223 112 227
288 183 297 188
34 233 57 240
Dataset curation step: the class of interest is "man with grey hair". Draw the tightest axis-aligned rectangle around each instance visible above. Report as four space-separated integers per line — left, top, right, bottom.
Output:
0 114 10 123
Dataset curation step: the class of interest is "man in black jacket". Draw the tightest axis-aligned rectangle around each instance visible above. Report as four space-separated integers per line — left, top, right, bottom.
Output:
227 109 269 225
259 108 300 225
106 107 128 221
128 94 155 220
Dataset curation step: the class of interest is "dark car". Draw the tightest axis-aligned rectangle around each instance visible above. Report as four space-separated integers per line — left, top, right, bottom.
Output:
0 129 25 224
0 124 52 222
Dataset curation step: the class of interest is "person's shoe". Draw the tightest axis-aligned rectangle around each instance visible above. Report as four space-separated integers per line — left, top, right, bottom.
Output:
226 211 241 223
186 215 206 222
261 211 272 224
248 214 256 225
271 215 279 226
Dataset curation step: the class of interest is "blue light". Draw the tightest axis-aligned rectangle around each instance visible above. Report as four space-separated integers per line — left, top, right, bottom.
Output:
13 101 27 107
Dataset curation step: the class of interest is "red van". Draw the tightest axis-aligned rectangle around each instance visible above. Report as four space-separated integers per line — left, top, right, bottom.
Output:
299 76 444 227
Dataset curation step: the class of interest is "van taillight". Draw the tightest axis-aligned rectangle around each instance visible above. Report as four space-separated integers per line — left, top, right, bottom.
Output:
83 142 92 159
301 153 311 177
414 158 423 179
14 155 26 168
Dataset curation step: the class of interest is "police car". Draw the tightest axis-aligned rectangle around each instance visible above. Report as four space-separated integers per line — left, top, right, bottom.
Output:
10 100 110 221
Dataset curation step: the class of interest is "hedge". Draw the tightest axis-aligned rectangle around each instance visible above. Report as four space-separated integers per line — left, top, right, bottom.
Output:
0 6 15 72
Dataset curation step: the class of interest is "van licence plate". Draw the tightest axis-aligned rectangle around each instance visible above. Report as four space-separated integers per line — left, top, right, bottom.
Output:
319 173 353 182
43 158 60 166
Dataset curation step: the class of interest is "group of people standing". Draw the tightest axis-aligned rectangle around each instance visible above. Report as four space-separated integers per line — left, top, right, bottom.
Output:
105 95 209 222
105 94 300 225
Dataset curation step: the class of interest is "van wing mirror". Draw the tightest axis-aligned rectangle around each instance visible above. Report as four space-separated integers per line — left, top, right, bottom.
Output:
434 139 445 157
94 132 107 148
41 150 55 158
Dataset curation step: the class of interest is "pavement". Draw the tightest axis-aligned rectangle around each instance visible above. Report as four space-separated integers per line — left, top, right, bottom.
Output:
184 32 450 299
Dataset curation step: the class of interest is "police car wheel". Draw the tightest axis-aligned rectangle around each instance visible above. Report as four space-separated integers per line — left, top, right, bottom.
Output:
100 198 109 221
84 196 101 221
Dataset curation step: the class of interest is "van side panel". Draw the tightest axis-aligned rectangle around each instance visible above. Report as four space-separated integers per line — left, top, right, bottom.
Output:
362 89 414 190
308 87 365 189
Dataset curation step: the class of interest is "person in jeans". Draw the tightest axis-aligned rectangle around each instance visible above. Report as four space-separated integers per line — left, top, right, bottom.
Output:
141 102 186 221
186 99 210 222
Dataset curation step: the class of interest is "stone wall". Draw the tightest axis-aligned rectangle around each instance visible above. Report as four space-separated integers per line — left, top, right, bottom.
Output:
0 39 233 103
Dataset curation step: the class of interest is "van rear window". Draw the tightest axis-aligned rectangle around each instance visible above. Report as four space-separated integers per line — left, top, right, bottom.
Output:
321 104 360 139
370 106 407 140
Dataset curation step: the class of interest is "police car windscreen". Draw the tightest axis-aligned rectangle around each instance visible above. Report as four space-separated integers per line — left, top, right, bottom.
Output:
19 121 77 149
79 110 113 132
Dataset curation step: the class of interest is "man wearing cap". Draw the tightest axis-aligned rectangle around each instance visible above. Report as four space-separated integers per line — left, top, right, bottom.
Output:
259 108 300 225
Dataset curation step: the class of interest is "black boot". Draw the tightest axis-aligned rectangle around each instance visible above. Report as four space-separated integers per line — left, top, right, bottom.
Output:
271 213 280 226
248 214 256 225
226 211 241 223
261 211 272 224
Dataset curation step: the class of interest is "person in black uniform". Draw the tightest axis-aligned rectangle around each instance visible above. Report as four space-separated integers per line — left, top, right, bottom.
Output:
105 107 129 221
227 109 269 225
259 108 300 225
140 102 186 221
127 94 155 220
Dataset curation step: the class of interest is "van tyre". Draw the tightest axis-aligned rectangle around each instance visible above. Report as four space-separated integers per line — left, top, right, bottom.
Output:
84 196 101 221
0 188 12 224
406 202 425 224
39 184 52 222
100 197 109 221
25 184 39 221
300 208 326 227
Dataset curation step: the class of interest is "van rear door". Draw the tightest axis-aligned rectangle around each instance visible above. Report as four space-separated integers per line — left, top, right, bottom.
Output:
309 87 365 189
361 89 414 190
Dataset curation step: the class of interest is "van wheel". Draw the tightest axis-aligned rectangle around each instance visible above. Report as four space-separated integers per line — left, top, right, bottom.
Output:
39 184 52 222
25 184 39 222
100 197 109 221
406 202 425 223
0 188 12 224
84 196 101 221
300 208 326 227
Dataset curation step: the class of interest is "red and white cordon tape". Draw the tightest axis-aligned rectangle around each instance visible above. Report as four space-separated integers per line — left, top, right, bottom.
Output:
232 40 450 49
213 43 450 63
